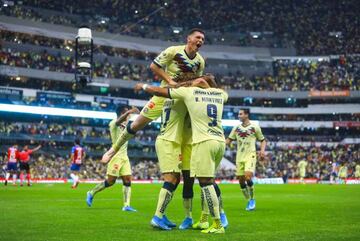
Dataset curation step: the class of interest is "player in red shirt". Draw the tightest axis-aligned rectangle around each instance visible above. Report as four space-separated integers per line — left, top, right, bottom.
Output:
70 139 86 189
5 144 20 186
19 144 42 186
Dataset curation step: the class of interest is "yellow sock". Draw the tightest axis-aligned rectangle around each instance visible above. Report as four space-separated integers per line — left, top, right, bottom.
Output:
123 185 131 207
155 188 172 218
202 185 220 220
183 198 192 218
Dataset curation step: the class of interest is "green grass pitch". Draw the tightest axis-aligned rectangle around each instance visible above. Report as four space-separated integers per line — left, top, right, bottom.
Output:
1 183 359 241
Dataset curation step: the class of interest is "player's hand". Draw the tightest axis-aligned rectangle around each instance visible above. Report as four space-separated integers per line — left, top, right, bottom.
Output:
259 150 266 160
167 79 177 87
134 83 144 93
130 107 140 114
101 148 115 164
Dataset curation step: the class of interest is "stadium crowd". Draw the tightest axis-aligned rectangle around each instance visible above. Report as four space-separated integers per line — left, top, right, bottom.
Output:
1 144 358 181
1 47 359 91
2 0 360 54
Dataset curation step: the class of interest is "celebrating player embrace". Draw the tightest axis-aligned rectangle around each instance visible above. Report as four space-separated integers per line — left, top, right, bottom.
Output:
134 75 228 234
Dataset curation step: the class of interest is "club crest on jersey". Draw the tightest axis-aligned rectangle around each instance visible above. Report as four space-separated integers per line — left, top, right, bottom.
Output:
236 127 256 138
148 101 156 109
114 164 119 170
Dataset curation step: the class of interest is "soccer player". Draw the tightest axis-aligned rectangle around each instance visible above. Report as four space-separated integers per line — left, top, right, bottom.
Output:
5 144 20 186
86 106 139 211
297 158 308 184
338 162 348 182
226 109 266 211
149 96 188 230
330 161 339 184
101 28 205 163
179 114 228 230
355 162 360 178
70 139 86 189
19 144 42 186
134 75 228 234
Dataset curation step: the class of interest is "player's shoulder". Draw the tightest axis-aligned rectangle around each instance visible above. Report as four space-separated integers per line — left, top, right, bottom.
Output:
167 45 184 52
109 118 116 127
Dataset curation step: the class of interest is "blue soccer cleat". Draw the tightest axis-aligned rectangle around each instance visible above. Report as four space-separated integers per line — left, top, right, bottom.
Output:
122 206 137 212
86 191 93 207
151 216 171 230
246 199 256 211
249 199 256 210
179 217 193 230
220 212 229 229
162 215 176 228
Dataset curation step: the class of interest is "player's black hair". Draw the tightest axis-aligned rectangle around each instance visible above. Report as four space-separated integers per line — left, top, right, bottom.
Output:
74 138 81 145
188 28 205 36
115 105 129 117
240 108 250 115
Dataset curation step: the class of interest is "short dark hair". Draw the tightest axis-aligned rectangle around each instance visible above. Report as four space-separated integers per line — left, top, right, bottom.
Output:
240 108 250 115
115 106 129 117
188 28 205 36
74 138 81 145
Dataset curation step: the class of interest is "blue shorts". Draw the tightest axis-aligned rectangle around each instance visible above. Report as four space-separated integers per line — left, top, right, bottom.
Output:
7 163 18 171
70 164 81 172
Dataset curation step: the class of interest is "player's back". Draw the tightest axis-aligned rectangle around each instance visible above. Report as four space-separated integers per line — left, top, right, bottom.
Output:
7 147 19 163
169 86 227 144
72 145 85 164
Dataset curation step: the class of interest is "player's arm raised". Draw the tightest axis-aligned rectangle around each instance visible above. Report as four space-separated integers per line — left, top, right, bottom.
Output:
31 144 42 153
150 46 177 86
115 107 140 126
134 83 170 98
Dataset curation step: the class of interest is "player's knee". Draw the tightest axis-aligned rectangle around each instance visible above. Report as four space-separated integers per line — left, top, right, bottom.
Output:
163 181 176 193
246 179 254 187
198 178 213 187
105 179 115 187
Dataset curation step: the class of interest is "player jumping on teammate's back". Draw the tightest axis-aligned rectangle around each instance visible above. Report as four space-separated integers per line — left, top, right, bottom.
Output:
69 139 86 189
5 144 20 186
86 106 139 211
226 109 266 211
19 144 42 186
133 75 228 234
101 28 205 164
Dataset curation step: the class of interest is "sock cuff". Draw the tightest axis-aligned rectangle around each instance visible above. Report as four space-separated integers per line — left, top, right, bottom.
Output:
163 182 176 192
123 182 131 187
104 180 110 187
240 183 247 189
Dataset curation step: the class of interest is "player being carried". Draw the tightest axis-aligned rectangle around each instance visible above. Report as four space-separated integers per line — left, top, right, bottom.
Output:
134 75 228 234
86 106 139 211
4 144 20 186
226 109 266 211
70 139 86 189
101 28 205 163
19 144 42 186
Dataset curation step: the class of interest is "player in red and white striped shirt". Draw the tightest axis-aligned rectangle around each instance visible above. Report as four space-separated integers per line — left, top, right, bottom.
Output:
19 144 42 186
70 139 86 189
5 145 20 186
